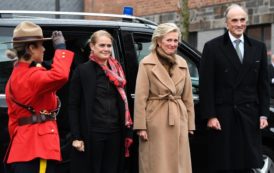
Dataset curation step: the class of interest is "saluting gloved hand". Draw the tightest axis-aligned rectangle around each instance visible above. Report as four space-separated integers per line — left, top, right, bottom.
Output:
52 31 66 49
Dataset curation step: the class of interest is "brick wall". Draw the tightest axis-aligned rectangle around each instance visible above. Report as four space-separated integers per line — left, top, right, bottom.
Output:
189 0 274 32
188 0 241 9
84 0 179 16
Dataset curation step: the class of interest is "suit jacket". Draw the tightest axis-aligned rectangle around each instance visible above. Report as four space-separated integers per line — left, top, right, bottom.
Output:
5 50 74 163
199 31 269 170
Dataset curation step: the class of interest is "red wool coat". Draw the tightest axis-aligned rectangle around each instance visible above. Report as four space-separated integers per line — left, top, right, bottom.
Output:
5 49 74 163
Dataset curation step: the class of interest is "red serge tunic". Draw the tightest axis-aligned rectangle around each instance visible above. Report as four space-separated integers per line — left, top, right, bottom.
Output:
5 49 74 163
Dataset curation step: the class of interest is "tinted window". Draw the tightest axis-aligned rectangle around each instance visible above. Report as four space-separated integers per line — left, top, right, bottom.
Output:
0 27 14 94
133 33 151 63
0 27 13 62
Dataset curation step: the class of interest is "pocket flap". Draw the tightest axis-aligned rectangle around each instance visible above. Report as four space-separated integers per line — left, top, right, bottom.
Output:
38 122 57 135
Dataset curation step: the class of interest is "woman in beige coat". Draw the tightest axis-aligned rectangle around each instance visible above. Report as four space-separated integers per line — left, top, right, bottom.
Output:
133 23 195 173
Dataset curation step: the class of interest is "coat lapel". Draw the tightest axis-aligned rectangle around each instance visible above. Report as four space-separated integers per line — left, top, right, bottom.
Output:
234 36 255 86
220 32 257 87
220 32 241 73
148 53 177 93
171 55 187 86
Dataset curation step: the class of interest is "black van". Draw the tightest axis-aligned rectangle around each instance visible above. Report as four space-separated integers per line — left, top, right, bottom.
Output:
0 10 273 173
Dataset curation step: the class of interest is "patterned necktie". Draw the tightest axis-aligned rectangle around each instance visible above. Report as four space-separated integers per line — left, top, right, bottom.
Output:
234 39 243 63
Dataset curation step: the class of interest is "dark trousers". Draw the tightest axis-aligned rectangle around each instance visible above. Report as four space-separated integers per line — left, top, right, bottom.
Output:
11 158 56 173
89 131 121 173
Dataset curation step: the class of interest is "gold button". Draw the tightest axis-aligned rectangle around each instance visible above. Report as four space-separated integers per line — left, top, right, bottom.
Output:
51 129 54 133
62 56 65 58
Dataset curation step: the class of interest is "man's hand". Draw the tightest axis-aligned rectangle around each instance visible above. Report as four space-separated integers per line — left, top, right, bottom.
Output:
207 117 222 130
260 117 268 129
72 140 85 152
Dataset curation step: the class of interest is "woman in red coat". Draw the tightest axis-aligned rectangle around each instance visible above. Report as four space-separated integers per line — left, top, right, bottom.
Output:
4 21 74 173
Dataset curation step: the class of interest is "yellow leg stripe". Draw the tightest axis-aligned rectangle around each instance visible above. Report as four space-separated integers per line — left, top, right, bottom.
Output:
39 159 47 173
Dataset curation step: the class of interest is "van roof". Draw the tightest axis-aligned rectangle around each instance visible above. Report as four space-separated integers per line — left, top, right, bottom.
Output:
0 10 157 27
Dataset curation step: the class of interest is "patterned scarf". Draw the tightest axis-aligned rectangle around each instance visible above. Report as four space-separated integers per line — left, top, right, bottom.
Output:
90 55 133 128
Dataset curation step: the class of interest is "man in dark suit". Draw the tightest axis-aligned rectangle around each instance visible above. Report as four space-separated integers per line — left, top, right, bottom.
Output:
199 4 269 173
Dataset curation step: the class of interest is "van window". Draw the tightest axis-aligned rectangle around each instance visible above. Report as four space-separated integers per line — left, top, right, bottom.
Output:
0 27 14 94
0 27 13 62
133 33 151 63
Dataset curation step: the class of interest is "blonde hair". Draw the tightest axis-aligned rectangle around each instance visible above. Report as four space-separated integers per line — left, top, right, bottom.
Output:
149 23 181 52
89 30 113 45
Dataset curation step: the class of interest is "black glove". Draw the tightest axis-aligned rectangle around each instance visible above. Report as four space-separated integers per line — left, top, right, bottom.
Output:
52 31 66 49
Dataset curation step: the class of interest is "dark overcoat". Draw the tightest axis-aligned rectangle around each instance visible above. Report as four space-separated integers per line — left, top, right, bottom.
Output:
68 61 127 173
199 32 270 171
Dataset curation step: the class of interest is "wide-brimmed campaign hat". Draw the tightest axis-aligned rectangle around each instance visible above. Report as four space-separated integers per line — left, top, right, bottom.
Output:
3 21 52 43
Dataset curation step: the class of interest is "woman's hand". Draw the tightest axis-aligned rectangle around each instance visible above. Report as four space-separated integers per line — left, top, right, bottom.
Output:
72 140 85 152
52 31 65 49
137 130 148 141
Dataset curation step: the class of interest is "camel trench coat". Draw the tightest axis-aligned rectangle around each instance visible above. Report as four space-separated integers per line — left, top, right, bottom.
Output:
133 52 195 173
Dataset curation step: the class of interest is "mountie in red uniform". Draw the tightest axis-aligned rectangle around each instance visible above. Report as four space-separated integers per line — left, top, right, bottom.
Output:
5 49 74 163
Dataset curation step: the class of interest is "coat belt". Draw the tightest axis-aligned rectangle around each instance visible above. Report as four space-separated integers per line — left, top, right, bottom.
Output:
149 94 181 125
18 110 57 126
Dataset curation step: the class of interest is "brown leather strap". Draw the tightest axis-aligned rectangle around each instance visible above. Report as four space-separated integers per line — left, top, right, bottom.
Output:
18 113 56 126
9 82 61 115
9 82 36 114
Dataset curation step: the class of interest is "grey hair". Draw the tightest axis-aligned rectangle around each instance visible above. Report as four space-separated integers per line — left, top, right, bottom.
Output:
224 4 248 22
149 23 181 52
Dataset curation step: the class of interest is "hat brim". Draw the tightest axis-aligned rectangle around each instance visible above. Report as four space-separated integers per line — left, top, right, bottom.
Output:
1 37 52 44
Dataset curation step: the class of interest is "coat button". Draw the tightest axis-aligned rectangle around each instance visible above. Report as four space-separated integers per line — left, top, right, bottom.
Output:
234 105 237 109
51 129 54 133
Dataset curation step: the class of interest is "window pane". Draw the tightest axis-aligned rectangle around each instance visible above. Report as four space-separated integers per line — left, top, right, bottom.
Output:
0 27 14 94
133 33 151 63
0 28 13 62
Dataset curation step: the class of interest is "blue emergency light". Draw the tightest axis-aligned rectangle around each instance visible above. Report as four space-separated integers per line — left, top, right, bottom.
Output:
123 6 133 16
